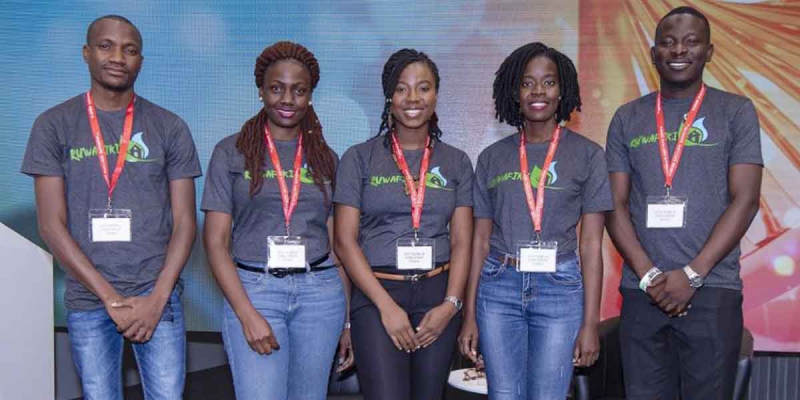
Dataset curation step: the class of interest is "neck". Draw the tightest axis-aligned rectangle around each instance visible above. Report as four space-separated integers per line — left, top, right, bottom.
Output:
522 117 558 144
266 119 300 141
659 78 703 100
89 83 135 111
394 125 429 150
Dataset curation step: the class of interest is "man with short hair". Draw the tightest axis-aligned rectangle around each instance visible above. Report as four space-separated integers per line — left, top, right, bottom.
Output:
605 6 762 399
21 15 200 399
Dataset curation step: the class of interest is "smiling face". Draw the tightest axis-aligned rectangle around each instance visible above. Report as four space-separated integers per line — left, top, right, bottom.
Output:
518 55 560 124
259 59 312 134
390 62 437 133
651 13 713 93
82 18 143 92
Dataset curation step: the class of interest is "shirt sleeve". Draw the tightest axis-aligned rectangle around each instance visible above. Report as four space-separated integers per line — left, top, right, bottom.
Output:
472 150 493 219
605 111 631 174
455 151 474 208
332 146 364 209
165 117 202 180
20 114 65 177
728 99 763 166
200 144 234 214
581 145 615 214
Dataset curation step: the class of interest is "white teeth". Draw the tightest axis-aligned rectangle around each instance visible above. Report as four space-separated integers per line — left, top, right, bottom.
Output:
530 102 547 108
404 109 423 117
277 110 295 117
669 62 690 69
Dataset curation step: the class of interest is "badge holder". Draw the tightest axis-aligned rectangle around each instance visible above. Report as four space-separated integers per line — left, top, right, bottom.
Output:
646 190 687 229
267 236 306 269
396 235 435 271
516 238 558 273
89 208 132 242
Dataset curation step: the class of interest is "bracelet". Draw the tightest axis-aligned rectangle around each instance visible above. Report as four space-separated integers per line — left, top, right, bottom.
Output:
343 322 351 330
639 266 663 292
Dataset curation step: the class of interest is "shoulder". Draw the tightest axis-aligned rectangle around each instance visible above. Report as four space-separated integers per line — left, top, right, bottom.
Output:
613 92 657 119
562 128 604 153
136 97 190 131
477 133 516 163
34 94 85 125
342 136 382 160
213 132 240 153
704 86 754 112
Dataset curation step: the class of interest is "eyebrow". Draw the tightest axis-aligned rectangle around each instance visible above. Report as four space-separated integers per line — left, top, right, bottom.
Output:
397 79 433 86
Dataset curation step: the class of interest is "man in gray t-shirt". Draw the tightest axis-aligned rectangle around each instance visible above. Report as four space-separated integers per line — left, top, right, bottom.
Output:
605 7 762 400
20 16 200 398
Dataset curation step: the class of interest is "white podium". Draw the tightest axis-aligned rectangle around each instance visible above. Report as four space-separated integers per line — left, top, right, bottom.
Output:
0 223 54 400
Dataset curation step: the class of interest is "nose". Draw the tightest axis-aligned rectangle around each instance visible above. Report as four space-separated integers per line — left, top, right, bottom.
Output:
672 42 688 56
279 89 295 105
406 88 421 103
108 46 125 64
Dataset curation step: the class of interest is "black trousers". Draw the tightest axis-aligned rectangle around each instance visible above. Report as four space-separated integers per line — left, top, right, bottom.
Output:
619 287 743 400
350 271 461 400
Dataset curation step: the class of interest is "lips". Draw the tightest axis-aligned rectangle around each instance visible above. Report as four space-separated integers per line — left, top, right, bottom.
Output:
667 61 691 71
527 101 549 110
403 108 425 118
276 109 297 118
104 66 128 77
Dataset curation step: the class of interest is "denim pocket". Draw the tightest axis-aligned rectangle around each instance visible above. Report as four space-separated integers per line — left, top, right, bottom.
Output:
311 267 343 285
480 256 505 281
547 258 583 287
237 268 265 285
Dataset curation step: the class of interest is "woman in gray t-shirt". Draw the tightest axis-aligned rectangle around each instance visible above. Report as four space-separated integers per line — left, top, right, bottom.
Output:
334 49 473 400
459 42 613 399
201 42 352 400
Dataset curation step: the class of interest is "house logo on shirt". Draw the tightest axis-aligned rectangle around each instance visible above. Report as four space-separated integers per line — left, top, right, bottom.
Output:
488 162 561 190
369 166 453 191
243 164 319 184
629 117 719 149
69 132 156 163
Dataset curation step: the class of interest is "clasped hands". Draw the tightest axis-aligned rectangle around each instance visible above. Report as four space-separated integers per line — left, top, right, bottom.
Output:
381 302 457 352
646 269 696 317
105 294 168 343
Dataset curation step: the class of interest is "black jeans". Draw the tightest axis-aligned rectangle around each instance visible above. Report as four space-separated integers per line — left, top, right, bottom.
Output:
350 271 461 400
619 287 743 400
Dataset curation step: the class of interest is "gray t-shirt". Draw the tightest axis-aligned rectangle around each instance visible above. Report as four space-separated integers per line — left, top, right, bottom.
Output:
474 128 613 259
21 94 202 310
334 137 474 267
201 133 337 264
605 86 762 290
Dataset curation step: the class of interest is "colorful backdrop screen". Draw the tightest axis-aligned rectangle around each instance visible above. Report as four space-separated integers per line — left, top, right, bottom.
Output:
1 1 797 352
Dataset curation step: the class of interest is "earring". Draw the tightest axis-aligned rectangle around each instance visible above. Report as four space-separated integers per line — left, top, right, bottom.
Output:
258 96 263 102
386 98 392 104
309 100 313 106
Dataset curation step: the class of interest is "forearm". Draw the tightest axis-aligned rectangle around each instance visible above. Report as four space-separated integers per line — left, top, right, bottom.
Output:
690 197 760 277
464 219 492 319
151 213 196 301
579 240 603 326
606 208 654 279
336 266 352 322
445 209 472 301
205 241 259 320
335 238 396 312
40 223 119 303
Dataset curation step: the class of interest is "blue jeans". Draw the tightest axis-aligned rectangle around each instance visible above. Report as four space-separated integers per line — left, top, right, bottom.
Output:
477 253 584 400
223 263 346 400
67 288 185 400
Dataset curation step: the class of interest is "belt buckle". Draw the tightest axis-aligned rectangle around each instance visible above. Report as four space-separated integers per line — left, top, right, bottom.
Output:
269 269 290 278
502 254 513 267
405 273 422 282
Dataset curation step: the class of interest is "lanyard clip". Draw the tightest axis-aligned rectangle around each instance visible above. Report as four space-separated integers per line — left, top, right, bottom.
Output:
535 231 542 244
413 228 419 242
106 197 112 211
665 185 672 198
285 223 291 237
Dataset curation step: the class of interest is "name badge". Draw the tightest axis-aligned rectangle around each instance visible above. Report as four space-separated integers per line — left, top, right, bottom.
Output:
396 238 435 270
646 195 687 228
89 209 132 242
267 236 306 269
516 240 558 272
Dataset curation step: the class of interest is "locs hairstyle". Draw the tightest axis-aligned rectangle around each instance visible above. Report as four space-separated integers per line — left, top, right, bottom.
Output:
377 48 443 147
493 42 582 128
236 41 336 204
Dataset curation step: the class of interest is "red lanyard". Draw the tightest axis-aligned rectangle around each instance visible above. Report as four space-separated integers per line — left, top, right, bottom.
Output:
264 125 304 234
519 126 562 234
85 91 136 208
655 84 706 190
390 134 432 235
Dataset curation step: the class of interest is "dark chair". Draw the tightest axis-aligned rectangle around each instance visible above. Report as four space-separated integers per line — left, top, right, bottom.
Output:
572 317 754 400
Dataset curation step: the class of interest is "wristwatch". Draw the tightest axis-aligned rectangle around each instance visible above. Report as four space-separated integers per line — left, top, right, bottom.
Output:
444 296 463 311
683 265 704 288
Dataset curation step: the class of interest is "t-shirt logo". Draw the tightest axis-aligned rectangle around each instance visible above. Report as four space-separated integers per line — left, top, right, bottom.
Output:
69 131 156 163
488 161 561 190
629 117 718 149
369 165 453 191
243 164 318 184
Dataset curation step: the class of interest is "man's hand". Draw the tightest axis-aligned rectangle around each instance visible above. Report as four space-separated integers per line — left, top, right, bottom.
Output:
111 294 168 343
648 270 696 316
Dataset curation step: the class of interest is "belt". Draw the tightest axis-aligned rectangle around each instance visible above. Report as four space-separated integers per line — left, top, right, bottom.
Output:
490 252 520 268
373 263 450 282
236 255 332 278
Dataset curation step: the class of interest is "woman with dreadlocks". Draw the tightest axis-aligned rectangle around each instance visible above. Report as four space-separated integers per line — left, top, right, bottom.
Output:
201 41 352 400
334 49 473 400
458 42 612 399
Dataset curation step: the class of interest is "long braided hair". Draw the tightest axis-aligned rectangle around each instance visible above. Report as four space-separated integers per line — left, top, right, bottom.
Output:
493 42 582 128
236 41 336 205
376 48 443 147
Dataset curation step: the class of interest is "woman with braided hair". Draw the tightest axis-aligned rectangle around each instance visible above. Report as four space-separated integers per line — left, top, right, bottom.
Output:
458 42 612 399
202 41 352 400
334 49 473 400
